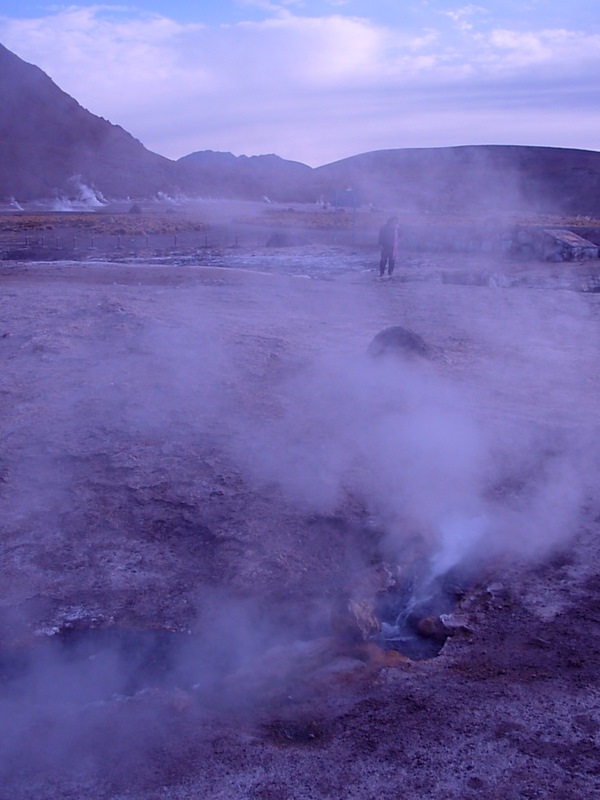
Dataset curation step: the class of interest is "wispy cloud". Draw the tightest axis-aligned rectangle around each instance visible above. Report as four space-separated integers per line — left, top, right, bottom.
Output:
440 4 489 31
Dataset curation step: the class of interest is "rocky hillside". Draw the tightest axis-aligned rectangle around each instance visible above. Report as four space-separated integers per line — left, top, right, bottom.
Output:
0 43 180 202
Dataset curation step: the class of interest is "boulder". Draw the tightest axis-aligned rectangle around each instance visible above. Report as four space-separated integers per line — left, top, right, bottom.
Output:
368 326 432 360
541 229 598 262
332 598 381 642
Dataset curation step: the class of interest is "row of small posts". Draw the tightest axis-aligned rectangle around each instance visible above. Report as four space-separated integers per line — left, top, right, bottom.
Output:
7 232 218 251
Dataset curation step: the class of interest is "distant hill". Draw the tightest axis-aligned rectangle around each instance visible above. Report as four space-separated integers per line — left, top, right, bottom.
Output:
178 151 314 202
1 41 600 215
314 145 600 216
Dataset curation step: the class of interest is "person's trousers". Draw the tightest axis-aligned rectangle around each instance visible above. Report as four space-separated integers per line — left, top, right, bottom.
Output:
380 248 395 275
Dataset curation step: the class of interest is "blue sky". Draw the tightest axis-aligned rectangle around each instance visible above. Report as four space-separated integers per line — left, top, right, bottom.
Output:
1 2 599 165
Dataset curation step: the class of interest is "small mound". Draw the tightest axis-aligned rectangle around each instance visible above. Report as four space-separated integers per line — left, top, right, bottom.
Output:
367 326 432 360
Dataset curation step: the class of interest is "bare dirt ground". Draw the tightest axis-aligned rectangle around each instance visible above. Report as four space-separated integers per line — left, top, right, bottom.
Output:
1 210 600 799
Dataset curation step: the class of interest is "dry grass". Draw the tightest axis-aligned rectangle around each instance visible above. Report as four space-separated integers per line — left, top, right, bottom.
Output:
0 212 209 236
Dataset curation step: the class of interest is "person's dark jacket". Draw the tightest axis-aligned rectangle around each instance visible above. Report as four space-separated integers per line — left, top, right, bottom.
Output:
378 219 397 251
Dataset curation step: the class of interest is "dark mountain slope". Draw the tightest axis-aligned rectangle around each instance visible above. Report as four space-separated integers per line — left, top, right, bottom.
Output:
314 145 600 215
0 43 180 201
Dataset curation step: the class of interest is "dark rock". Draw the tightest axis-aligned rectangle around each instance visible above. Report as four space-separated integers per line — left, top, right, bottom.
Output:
332 563 401 643
416 615 450 642
368 326 432 360
332 598 381 642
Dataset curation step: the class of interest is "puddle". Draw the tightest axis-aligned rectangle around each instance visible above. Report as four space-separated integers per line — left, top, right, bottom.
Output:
0 627 193 706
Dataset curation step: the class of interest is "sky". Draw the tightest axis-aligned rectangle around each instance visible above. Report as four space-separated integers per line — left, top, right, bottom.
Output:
1 1 599 166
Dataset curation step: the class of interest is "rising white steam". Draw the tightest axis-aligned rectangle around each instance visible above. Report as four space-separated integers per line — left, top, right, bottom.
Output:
51 175 107 210
230 345 592 577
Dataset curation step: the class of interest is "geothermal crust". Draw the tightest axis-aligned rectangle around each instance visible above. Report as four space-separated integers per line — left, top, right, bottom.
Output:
1 210 600 799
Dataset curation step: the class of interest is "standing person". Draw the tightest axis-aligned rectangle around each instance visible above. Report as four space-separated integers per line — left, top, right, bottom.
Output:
378 216 398 277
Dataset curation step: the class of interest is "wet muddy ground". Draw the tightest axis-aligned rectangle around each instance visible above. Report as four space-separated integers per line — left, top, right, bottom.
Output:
1 208 600 798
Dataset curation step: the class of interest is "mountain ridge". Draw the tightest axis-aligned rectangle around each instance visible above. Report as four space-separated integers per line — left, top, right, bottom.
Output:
1 42 600 215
